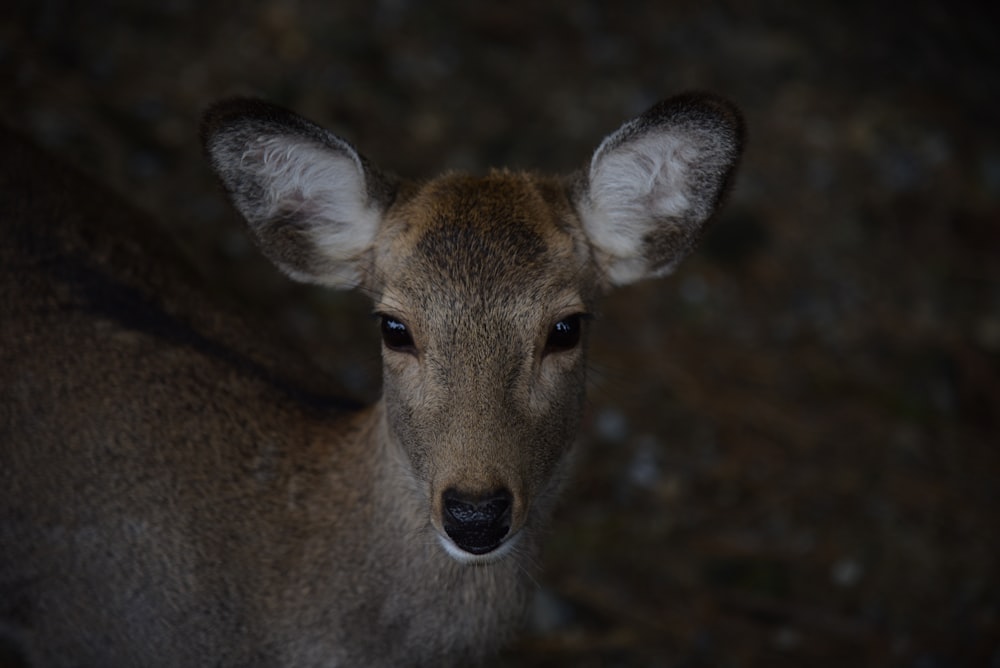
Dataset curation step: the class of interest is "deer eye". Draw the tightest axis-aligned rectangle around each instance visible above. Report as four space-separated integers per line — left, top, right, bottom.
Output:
380 315 416 353
544 314 583 355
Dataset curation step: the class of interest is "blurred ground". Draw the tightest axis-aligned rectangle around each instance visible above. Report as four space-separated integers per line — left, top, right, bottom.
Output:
2 1 998 666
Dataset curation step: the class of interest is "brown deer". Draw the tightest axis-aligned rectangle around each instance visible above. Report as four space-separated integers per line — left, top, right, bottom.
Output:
0 94 743 666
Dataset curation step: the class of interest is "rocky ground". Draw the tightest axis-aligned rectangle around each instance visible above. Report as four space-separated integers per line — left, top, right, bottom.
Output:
2 1 998 666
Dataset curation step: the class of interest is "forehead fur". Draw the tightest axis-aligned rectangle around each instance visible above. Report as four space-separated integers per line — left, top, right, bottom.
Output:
376 171 592 308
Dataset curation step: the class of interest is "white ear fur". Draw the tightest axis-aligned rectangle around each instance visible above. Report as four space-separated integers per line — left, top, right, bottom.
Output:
237 134 382 287
584 132 700 283
577 95 744 286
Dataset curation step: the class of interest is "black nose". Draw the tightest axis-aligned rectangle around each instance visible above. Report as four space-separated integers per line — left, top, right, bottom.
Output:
441 488 513 555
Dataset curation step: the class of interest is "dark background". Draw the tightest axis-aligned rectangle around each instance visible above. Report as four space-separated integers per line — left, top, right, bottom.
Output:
3 2 998 666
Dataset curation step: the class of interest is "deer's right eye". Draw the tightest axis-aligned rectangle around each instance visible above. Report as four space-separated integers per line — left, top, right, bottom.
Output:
380 315 416 353
544 314 584 355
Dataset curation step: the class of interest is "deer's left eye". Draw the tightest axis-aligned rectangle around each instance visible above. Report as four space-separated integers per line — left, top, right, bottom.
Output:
544 315 583 354
380 315 416 354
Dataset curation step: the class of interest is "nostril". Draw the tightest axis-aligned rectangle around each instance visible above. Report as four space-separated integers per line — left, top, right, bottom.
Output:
441 488 513 555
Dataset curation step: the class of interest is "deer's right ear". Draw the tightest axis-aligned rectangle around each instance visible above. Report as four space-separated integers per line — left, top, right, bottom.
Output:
201 99 397 289
574 94 745 287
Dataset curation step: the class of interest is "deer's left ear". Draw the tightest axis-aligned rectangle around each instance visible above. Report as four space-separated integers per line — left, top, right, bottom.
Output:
574 94 745 287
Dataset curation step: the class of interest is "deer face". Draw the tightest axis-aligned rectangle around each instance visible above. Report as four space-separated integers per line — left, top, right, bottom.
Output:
369 173 597 560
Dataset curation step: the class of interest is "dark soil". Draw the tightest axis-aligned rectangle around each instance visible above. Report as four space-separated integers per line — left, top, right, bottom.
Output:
3 2 998 666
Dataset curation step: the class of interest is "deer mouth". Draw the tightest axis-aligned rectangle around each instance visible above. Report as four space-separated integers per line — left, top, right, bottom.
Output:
437 529 521 564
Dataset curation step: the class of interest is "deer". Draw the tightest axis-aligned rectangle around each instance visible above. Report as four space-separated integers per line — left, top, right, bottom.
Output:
0 93 743 667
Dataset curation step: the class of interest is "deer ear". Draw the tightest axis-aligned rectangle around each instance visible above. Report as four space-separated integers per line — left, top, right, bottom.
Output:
201 99 397 289
575 94 745 286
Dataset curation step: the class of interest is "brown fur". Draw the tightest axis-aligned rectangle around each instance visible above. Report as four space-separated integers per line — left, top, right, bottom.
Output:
0 93 743 666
